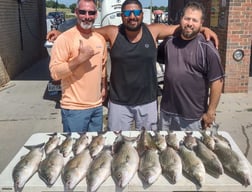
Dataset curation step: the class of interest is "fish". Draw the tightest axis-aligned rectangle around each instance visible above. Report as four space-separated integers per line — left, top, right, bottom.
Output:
179 144 205 188
86 146 113 192
88 132 106 158
12 143 44 192
111 132 140 188
59 133 75 157
200 125 231 151
159 146 182 184
136 128 157 156
44 132 61 155
38 147 64 187
151 131 167 152
211 123 231 149
138 149 162 185
72 132 89 156
213 137 251 187
165 131 180 150
193 139 223 178
183 131 197 150
62 148 92 191
200 130 216 151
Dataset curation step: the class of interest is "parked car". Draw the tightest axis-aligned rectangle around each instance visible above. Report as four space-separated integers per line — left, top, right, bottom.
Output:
47 12 65 30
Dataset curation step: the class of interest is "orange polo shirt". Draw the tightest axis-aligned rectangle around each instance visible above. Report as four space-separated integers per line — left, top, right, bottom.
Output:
49 26 107 110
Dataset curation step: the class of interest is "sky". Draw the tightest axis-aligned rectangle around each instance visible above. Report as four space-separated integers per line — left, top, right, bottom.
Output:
59 0 168 8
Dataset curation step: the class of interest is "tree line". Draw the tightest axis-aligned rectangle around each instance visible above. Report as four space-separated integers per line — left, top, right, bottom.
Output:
46 0 167 13
46 0 76 12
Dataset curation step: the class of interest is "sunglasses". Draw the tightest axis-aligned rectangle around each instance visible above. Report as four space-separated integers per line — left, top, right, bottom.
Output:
122 9 142 17
78 9 97 15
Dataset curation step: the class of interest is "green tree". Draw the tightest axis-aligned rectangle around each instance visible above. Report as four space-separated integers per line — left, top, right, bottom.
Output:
69 3 77 13
58 3 66 9
46 0 55 8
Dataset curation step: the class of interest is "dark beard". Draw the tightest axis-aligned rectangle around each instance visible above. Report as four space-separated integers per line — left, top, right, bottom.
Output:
182 28 200 39
125 23 142 31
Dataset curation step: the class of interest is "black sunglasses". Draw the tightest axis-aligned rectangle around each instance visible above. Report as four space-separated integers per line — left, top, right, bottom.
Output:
122 9 142 17
78 9 97 15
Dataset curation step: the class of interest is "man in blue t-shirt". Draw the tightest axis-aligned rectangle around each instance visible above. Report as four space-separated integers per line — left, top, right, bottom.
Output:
158 1 224 131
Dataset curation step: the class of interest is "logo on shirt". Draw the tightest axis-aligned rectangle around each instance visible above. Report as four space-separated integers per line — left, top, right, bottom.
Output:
145 44 150 48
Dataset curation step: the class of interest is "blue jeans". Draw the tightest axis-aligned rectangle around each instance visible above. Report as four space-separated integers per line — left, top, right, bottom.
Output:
61 106 103 132
159 110 202 131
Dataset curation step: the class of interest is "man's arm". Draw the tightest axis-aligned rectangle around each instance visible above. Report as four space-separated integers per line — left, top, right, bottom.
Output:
101 40 108 102
200 27 219 49
201 78 224 129
101 76 107 102
46 30 62 42
149 24 219 48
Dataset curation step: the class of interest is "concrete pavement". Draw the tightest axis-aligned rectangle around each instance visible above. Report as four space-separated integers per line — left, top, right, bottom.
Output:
0 57 252 174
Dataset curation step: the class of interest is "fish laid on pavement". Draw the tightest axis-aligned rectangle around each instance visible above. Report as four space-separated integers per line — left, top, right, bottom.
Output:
111 132 140 188
86 146 113 192
194 139 223 178
151 131 167 152
59 133 75 158
88 132 106 158
62 148 92 191
44 132 61 155
200 130 216 151
159 146 182 184
136 128 157 156
179 144 205 188
12 143 44 192
213 137 251 187
200 125 231 151
165 131 180 150
72 132 89 156
183 132 197 150
38 148 64 187
183 132 223 178
138 149 162 185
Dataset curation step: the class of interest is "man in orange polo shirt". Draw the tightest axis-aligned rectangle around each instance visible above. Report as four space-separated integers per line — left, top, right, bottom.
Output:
49 0 107 132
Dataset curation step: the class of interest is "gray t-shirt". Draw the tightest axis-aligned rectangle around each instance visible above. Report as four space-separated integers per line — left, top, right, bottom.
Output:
158 33 224 120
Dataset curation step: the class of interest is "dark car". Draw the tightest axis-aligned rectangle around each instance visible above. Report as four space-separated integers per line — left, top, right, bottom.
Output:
47 11 65 28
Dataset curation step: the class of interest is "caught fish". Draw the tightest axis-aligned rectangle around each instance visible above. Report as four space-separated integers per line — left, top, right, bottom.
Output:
194 139 223 178
165 131 180 150
200 131 216 151
86 146 113 192
213 137 251 187
159 146 182 184
211 123 231 149
72 132 89 156
44 132 61 155
12 143 44 192
111 132 139 188
88 132 106 158
179 144 205 188
59 133 75 157
136 128 157 156
151 131 167 152
38 148 64 187
138 149 162 185
183 132 197 150
200 124 231 151
62 148 92 191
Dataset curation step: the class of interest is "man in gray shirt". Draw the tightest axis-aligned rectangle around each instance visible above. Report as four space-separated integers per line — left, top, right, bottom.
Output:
158 1 224 131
